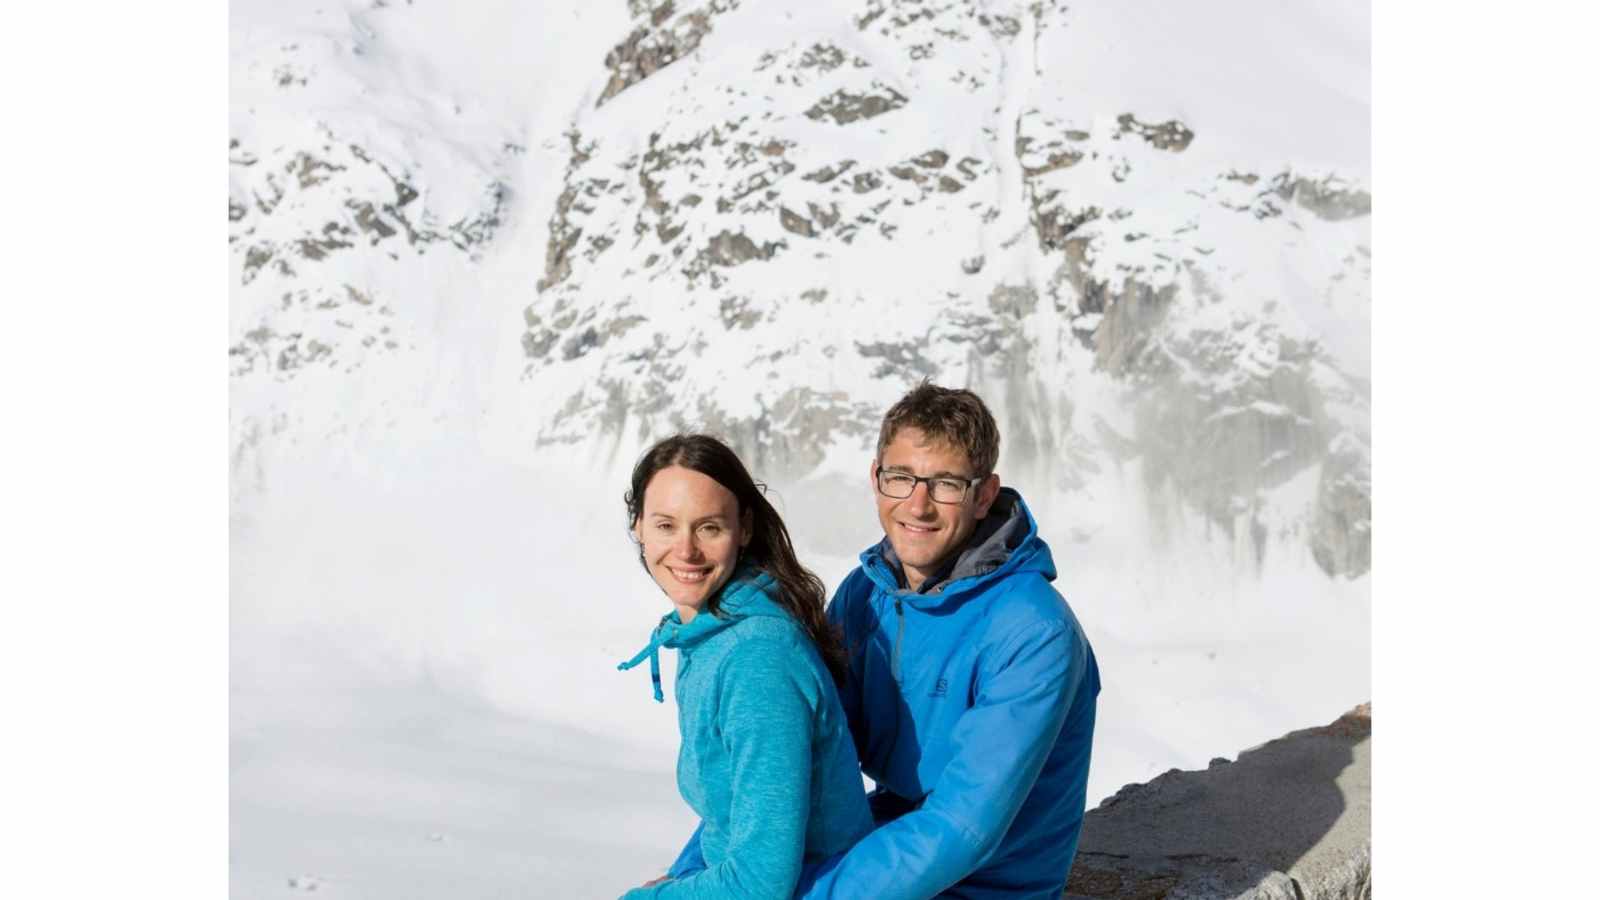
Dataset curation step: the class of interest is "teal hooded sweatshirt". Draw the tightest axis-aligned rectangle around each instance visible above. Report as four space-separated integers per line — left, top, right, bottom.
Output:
618 567 873 900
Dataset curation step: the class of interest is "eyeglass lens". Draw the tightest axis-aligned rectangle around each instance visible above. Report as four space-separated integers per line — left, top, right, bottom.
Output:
878 471 970 503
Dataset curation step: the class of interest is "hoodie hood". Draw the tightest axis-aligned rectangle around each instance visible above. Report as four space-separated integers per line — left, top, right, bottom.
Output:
864 488 1056 608
617 564 786 701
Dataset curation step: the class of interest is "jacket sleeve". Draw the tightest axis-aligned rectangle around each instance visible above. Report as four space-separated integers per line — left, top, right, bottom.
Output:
621 639 816 900
798 618 1082 900
666 821 706 879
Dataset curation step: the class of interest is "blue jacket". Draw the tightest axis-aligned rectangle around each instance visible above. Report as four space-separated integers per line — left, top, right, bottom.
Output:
619 567 874 900
798 489 1100 899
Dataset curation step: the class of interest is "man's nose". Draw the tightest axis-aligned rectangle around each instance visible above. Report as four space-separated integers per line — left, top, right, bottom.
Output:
906 480 936 516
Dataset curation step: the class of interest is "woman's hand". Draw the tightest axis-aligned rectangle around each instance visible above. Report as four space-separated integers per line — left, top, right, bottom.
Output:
641 874 670 887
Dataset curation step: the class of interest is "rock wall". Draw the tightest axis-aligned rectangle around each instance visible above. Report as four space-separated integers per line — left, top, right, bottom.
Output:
1066 704 1372 900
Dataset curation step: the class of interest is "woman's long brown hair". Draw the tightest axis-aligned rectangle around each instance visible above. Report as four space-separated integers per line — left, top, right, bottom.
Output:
625 434 848 684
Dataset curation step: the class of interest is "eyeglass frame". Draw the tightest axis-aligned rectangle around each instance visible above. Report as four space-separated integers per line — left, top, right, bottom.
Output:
873 463 987 505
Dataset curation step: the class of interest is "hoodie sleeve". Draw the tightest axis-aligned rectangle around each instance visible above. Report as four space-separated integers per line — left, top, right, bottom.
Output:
797 618 1083 900
621 638 816 900
665 821 706 879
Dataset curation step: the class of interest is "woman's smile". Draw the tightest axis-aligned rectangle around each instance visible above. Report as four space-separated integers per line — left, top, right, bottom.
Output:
666 565 713 583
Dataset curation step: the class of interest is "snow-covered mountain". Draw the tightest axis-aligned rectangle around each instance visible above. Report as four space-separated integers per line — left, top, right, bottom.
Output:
231 0 1369 578
230 1 1370 895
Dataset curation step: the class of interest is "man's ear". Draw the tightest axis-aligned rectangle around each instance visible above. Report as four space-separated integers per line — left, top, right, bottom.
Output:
868 458 879 490
973 474 1002 518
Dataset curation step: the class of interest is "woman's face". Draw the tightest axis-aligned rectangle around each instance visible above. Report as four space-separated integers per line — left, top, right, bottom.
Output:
633 465 750 621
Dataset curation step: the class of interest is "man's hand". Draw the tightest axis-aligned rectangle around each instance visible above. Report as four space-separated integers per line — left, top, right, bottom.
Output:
641 875 670 887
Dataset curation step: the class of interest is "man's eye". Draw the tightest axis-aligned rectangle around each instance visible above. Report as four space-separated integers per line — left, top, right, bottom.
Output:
933 479 964 492
885 474 915 486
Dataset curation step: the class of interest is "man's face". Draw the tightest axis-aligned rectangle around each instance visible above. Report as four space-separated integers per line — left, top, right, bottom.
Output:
873 426 1000 591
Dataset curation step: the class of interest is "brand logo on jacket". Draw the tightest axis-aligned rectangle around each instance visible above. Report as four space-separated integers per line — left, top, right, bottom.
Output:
930 677 949 698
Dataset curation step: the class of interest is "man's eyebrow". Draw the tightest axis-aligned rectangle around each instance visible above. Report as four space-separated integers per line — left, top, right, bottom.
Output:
881 464 969 478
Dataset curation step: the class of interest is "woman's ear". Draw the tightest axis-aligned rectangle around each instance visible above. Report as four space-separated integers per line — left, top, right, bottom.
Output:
741 508 753 547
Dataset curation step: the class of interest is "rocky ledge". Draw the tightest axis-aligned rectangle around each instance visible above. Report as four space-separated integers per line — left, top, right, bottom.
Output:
1067 704 1372 900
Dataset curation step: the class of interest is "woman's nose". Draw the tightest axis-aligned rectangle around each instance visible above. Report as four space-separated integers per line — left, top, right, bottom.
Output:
674 531 701 559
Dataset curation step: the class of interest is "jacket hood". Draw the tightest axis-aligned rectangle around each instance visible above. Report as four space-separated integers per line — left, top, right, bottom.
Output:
617 564 785 702
863 488 1057 608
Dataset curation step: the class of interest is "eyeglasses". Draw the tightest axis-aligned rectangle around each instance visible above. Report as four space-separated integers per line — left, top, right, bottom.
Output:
875 467 984 504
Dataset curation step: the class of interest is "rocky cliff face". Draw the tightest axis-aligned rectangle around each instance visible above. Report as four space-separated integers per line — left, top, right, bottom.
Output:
516 0 1371 576
228 131 511 378
229 0 1370 578
228 4 531 497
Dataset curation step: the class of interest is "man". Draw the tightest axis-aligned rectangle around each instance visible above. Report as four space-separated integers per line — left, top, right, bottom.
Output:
799 382 1100 899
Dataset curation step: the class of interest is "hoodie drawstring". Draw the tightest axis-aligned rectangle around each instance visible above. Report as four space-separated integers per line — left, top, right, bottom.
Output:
618 632 667 703
617 569 771 704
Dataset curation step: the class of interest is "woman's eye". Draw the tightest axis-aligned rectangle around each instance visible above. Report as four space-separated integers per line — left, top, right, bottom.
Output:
699 524 721 536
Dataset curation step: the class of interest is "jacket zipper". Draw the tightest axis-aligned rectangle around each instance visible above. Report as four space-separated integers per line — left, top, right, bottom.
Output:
892 597 905 682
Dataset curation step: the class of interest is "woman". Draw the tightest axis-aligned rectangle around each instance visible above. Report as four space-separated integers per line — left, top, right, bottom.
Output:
616 434 872 899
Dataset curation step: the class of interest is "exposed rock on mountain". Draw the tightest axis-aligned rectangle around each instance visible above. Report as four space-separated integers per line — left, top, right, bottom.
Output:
228 13 523 384
229 0 1370 578
599 1 740 107
516 0 1371 575
228 128 512 377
